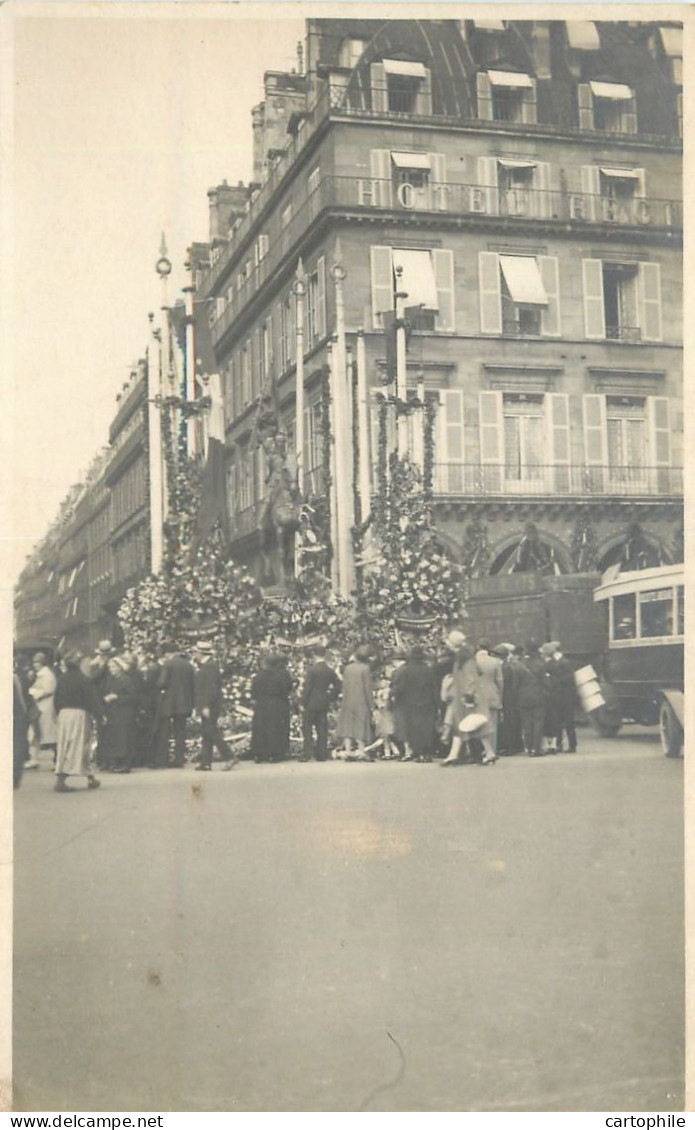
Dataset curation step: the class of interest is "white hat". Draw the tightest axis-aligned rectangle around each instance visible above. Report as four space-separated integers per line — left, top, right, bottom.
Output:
458 713 489 735
445 630 467 651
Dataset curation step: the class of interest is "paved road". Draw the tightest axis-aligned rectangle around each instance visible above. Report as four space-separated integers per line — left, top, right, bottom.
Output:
12 730 684 1112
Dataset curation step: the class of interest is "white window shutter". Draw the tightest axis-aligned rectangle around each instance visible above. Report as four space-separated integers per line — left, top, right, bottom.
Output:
437 389 465 493
316 256 326 340
476 72 493 120
430 153 448 210
647 396 671 492
479 390 503 492
580 165 601 222
522 80 537 124
478 252 502 334
582 259 606 339
415 68 433 115
639 262 662 342
370 149 392 207
578 83 594 130
432 249 455 331
477 155 498 215
623 97 638 134
539 256 561 337
583 394 607 492
546 393 571 492
371 62 388 112
634 168 646 198
371 246 394 329
534 162 551 218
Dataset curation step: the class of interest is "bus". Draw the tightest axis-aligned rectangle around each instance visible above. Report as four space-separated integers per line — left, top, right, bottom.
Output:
592 564 684 756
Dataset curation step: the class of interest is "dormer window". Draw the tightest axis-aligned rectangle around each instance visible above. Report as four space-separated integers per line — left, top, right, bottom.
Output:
566 21 600 51
370 59 432 115
578 81 637 134
477 71 537 124
658 26 682 85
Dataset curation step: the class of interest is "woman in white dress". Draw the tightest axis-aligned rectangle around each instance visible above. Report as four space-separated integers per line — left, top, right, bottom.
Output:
54 652 104 793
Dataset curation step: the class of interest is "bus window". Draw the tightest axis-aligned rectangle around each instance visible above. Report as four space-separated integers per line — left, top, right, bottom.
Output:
677 586 685 636
613 593 636 639
639 588 674 638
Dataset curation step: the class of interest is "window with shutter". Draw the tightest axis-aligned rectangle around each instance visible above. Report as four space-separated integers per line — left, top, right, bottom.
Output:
606 396 647 492
502 394 546 491
479 252 502 334
646 396 671 493
476 72 493 120
479 390 503 492
539 257 561 336
432 249 455 331
436 389 465 493
638 263 662 342
546 393 571 492
582 259 606 339
583 394 607 492
371 246 394 328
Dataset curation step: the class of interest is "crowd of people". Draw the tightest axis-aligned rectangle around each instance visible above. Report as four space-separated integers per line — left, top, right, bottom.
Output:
13 631 579 791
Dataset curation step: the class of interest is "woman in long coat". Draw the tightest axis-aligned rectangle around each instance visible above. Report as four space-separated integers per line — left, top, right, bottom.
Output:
440 642 497 765
390 646 439 760
336 645 374 759
102 657 138 773
250 654 294 763
54 652 103 792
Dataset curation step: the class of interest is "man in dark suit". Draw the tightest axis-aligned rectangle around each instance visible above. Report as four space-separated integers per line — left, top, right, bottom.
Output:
152 647 195 767
300 644 341 761
194 641 237 771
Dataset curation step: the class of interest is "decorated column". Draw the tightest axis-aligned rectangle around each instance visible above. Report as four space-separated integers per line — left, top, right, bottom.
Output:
292 260 306 493
325 339 340 593
330 246 355 599
147 313 165 575
395 265 408 458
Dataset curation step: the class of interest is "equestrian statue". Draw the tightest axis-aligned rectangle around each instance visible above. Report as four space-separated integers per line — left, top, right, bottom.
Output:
251 386 303 590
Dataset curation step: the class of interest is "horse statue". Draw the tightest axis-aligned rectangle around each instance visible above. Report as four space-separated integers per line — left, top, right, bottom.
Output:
257 432 303 589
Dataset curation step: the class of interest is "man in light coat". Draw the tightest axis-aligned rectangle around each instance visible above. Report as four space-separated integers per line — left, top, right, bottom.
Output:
29 652 58 758
473 638 504 759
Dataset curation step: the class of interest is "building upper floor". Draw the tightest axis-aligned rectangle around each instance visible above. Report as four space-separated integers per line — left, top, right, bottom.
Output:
200 18 682 333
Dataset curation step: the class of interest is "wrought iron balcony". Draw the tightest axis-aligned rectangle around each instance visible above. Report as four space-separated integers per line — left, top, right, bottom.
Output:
208 171 682 348
432 463 683 498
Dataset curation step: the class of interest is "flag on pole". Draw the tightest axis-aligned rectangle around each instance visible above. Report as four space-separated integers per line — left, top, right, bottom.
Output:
191 370 228 554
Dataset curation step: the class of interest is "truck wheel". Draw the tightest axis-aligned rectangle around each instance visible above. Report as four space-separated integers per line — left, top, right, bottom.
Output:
660 701 683 758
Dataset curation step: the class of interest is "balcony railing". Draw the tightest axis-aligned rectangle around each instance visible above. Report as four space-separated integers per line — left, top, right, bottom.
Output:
226 463 680 542
202 75 680 298
209 172 682 347
433 463 682 498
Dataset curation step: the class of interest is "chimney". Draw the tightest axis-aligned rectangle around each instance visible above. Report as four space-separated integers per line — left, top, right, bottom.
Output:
252 103 265 183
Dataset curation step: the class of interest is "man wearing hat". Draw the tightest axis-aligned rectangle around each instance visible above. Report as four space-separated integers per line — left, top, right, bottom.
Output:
194 642 237 771
543 641 578 754
87 641 114 767
153 647 195 767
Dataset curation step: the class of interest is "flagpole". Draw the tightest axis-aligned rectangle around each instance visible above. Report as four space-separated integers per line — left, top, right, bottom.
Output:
147 312 165 575
395 265 408 459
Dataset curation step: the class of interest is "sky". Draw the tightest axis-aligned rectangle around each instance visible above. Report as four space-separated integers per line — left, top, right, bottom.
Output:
8 6 305 582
